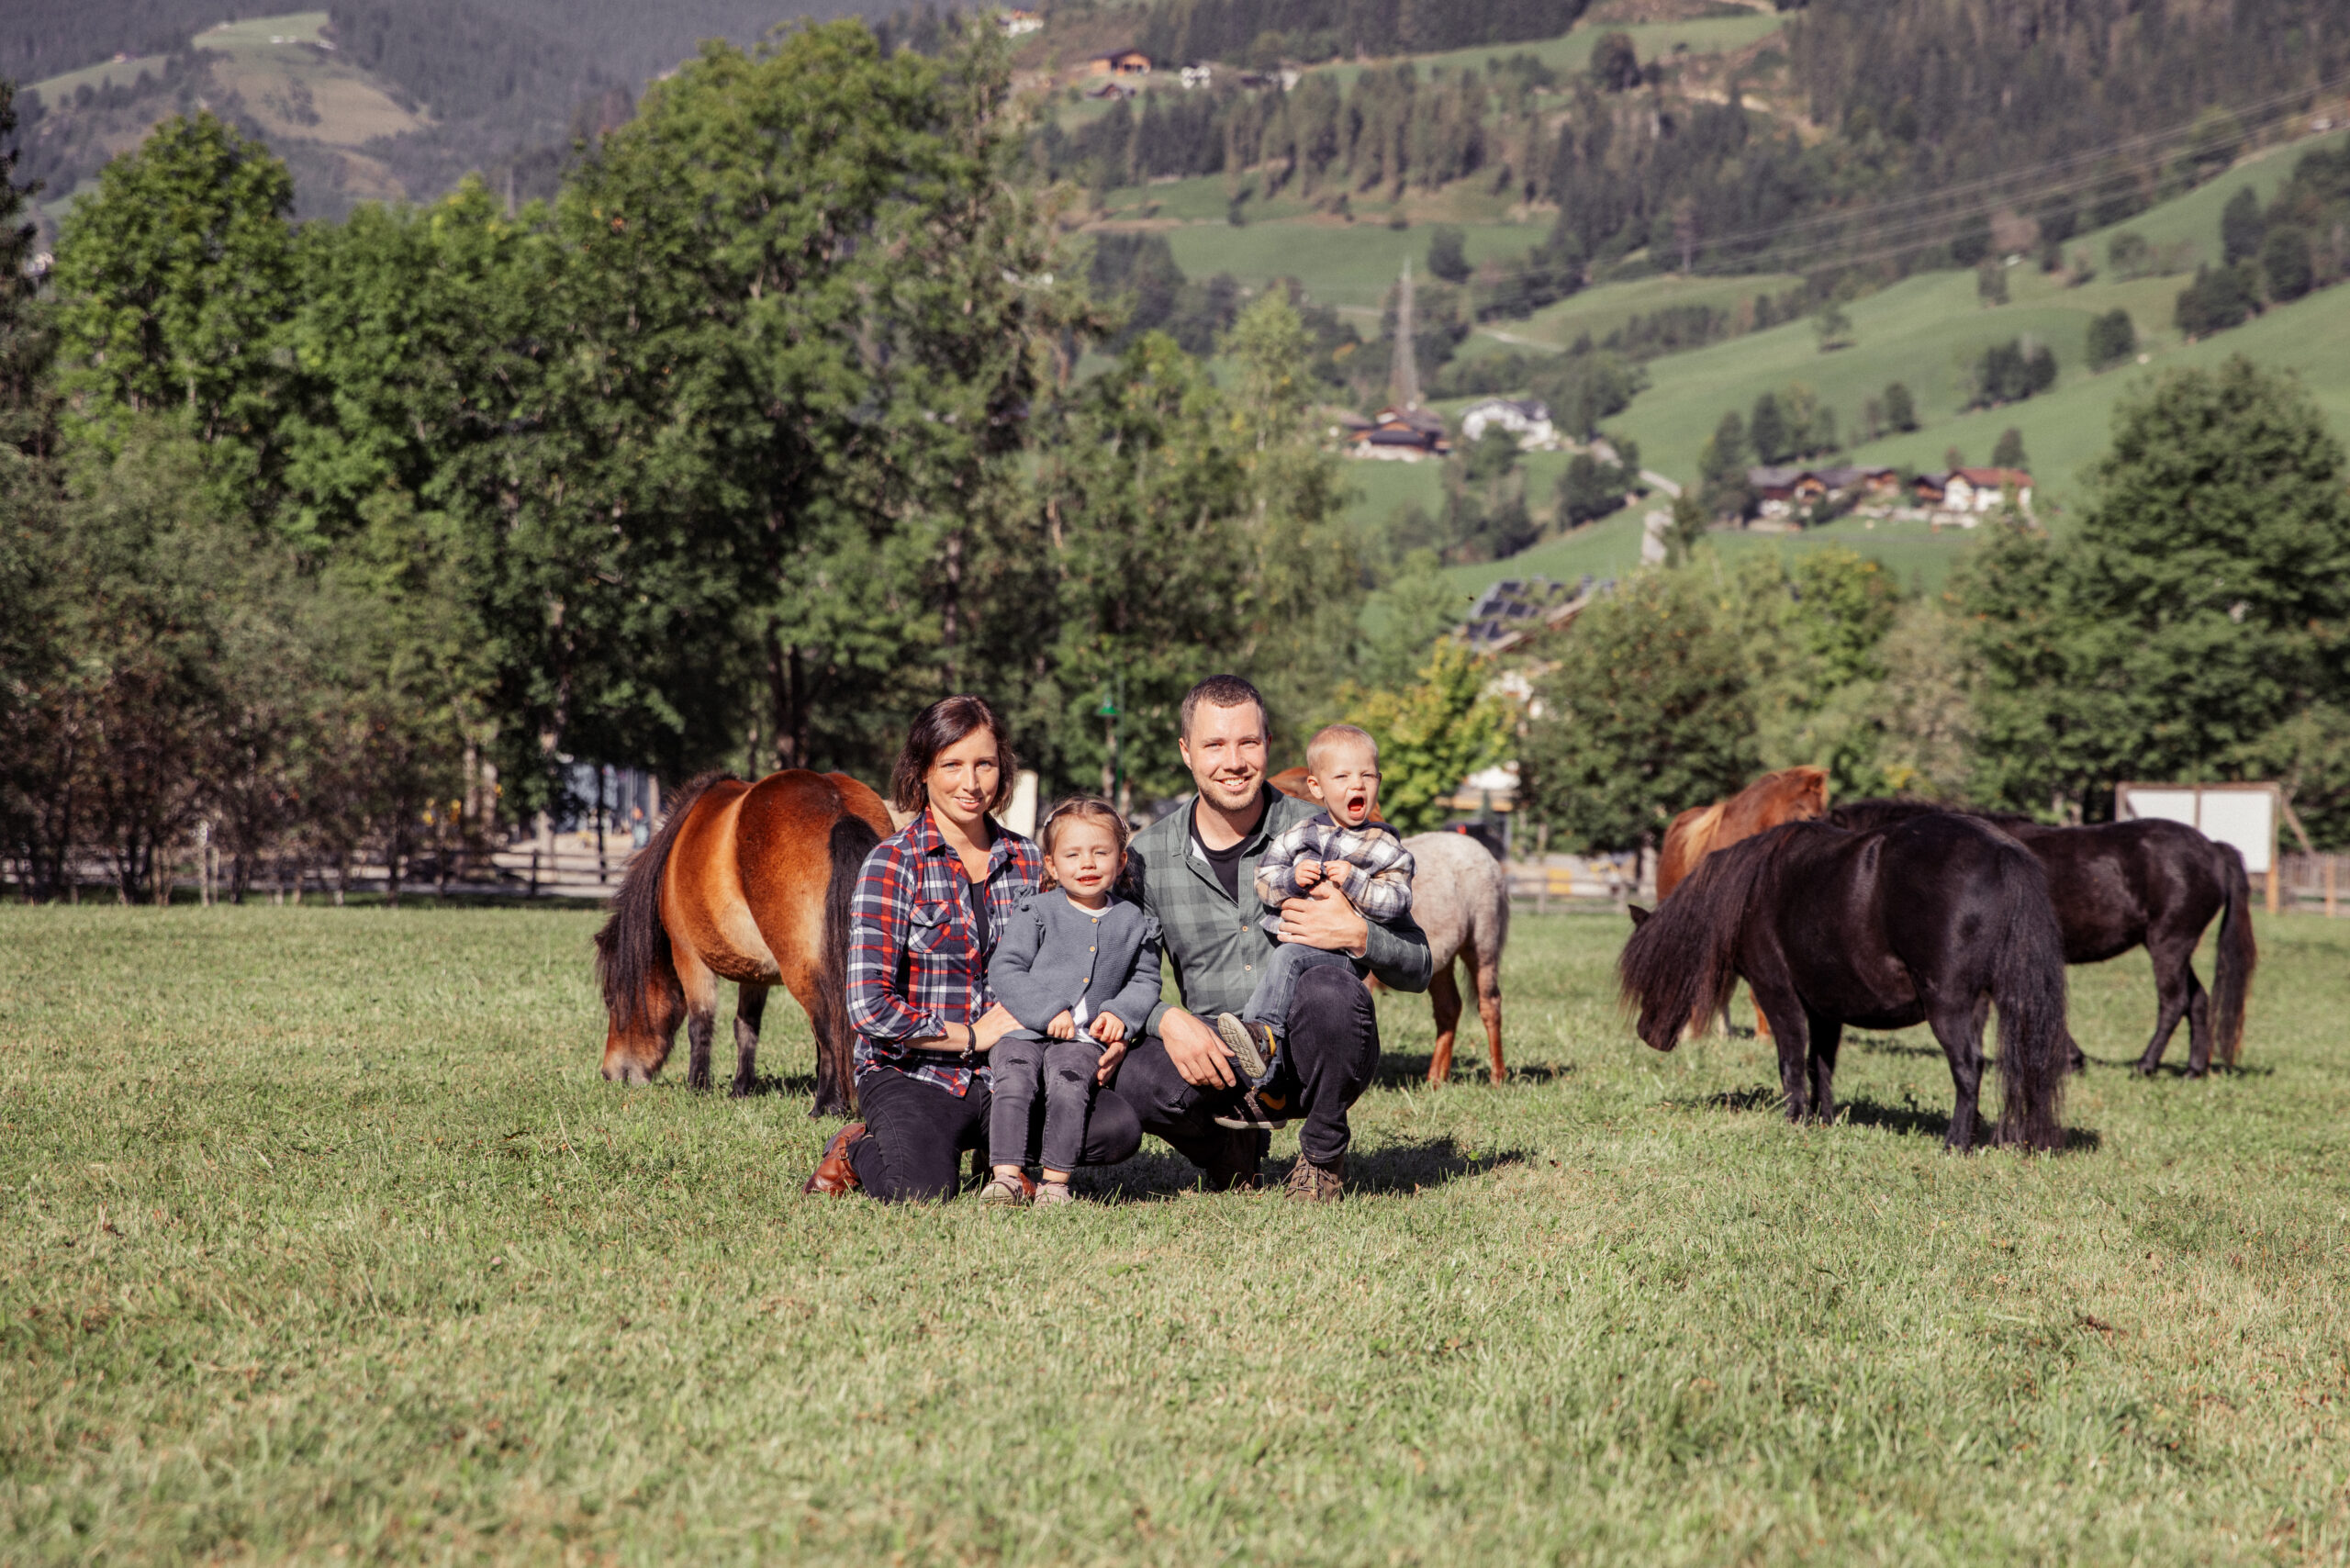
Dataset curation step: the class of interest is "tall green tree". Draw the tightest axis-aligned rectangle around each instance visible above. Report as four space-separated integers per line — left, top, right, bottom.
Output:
456 22 1080 797
1965 356 2350 815
49 114 297 496
1338 639 1513 832
1518 569 1759 851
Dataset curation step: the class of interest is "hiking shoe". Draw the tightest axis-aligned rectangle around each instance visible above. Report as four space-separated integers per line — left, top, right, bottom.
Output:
1213 1089 1291 1132
1215 1013 1278 1084
1283 1153 1345 1204
1035 1181 1076 1207
978 1169 1037 1206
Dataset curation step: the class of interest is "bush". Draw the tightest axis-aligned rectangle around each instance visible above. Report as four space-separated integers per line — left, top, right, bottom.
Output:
2086 308 2136 371
1425 224 1470 284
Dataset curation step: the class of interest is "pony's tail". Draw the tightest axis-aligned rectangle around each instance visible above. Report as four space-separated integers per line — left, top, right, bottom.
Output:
811 809 882 1119
594 774 724 1045
1617 829 1780 1048
2210 841 2256 1069
1990 851 2069 1151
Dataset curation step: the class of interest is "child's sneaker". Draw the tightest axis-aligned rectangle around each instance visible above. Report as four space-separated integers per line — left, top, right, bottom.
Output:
979 1169 1036 1205
1035 1181 1076 1206
1215 1013 1278 1085
1213 1087 1290 1131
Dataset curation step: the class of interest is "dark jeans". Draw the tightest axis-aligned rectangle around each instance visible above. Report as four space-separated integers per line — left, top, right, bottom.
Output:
1113 962 1380 1169
988 1030 1107 1174
847 1065 1142 1203
1239 944 1361 1081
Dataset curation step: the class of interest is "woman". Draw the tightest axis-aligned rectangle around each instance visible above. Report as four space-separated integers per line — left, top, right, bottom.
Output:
804 695 1144 1201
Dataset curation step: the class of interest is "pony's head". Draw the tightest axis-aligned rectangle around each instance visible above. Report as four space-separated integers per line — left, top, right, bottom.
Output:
1746 765 1829 826
590 773 724 1085
1617 832 1785 1050
594 918 684 1083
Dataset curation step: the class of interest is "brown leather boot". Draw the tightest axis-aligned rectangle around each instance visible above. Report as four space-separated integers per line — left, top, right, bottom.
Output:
1283 1151 1345 1203
803 1123 867 1195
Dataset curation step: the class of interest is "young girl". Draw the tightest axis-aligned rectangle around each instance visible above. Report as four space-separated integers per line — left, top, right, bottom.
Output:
981 798 1162 1206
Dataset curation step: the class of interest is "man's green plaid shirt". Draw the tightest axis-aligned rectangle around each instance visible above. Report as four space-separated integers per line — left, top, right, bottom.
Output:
1126 786 1432 1036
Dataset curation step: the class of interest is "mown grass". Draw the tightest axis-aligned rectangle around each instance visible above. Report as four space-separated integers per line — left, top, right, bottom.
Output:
5 903 2348 1562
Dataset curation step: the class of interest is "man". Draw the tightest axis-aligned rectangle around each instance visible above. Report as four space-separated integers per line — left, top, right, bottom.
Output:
1110 675 1432 1200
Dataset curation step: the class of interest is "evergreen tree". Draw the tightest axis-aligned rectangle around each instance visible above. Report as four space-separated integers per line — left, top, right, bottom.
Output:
2221 185 2266 266
2262 225 2314 302
1749 391 1791 465
2086 308 2137 371
1883 381 1919 432
1991 427 2029 471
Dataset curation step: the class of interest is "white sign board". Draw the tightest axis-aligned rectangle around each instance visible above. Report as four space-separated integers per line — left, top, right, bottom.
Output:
2116 782 2277 874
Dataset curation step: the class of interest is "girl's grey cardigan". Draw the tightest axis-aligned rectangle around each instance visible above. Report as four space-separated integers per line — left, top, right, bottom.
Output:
986 890 1165 1036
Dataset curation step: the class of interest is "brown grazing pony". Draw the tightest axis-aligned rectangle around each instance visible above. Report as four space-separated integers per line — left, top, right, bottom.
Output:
594 769 890 1115
1656 765 1830 901
1270 767 1511 1084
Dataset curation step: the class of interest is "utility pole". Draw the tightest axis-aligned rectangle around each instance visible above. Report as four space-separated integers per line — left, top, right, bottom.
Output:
1097 671 1125 817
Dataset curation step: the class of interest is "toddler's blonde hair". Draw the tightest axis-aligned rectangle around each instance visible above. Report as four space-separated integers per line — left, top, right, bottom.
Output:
1305 723 1379 776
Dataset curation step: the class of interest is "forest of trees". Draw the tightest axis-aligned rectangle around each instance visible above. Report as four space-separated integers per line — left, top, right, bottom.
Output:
0 38 1480 901
1133 0 1589 69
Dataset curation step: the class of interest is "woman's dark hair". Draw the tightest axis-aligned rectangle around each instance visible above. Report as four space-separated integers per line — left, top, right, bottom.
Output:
890 695 1019 815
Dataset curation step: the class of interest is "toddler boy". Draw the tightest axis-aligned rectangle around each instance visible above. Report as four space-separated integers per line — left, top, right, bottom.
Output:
1214 723 1414 1128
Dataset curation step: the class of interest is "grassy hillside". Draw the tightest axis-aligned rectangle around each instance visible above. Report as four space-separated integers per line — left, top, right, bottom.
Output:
1410 126 2350 602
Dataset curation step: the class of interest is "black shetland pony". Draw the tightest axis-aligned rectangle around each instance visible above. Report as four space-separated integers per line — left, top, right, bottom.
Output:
1621 814 2069 1151
1829 801 2254 1077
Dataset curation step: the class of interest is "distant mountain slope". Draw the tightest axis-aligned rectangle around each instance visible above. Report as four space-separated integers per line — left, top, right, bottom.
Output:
13 0 903 224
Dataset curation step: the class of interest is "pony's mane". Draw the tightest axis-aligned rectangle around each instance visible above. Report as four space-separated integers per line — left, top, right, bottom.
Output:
1620 823 1817 1043
595 772 729 1031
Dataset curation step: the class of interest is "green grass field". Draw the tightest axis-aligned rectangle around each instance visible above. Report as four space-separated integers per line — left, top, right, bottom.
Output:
6 904 2348 1562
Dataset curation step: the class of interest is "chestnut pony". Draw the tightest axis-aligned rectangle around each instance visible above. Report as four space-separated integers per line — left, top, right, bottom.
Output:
1656 765 1830 902
594 769 891 1114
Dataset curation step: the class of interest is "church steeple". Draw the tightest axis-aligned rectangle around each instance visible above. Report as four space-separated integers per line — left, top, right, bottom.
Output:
1389 257 1420 409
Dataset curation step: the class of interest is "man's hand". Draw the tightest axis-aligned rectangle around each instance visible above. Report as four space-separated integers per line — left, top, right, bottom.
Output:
1277 878 1369 956
1089 1011 1127 1045
1046 1009 1077 1041
1292 857 1324 889
1160 1007 1237 1088
1093 1039 1127 1083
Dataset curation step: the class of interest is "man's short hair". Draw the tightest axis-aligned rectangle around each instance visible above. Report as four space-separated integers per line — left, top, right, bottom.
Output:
1306 723 1379 775
1180 674 1269 742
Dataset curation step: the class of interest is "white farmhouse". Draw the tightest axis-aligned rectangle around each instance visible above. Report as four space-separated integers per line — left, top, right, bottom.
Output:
1458 397 1556 450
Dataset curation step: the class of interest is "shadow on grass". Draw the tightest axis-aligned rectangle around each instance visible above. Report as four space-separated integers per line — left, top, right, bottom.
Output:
1080 1135 1525 1202
1852 1033 1942 1058
1372 1053 1573 1089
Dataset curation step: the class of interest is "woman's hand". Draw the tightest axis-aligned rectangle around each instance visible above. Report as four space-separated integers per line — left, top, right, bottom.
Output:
1093 1039 1127 1083
970 1002 1020 1052
1089 1012 1126 1045
1046 1009 1077 1041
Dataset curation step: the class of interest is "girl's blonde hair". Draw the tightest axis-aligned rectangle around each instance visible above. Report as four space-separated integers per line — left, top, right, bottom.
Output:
1036 795 1132 892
